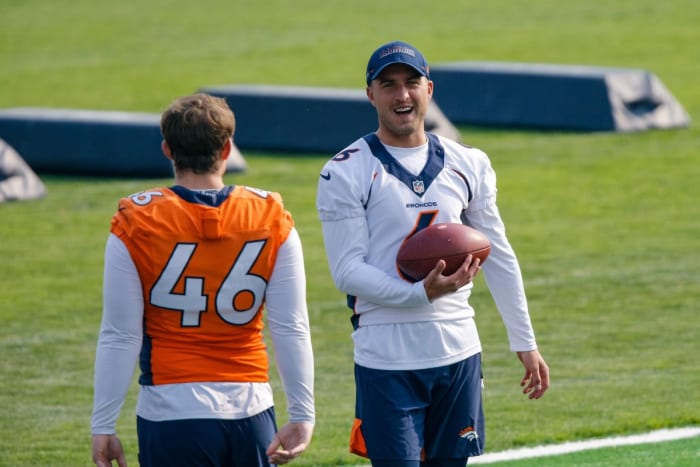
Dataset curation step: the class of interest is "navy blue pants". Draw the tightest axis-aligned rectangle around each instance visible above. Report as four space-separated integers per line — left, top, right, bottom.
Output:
353 353 485 466
137 407 278 467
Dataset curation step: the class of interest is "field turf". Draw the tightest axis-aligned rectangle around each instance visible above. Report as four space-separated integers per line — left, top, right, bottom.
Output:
1 1 698 465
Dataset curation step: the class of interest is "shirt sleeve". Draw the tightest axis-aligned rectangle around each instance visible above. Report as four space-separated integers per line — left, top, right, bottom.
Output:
320 215 429 309
91 234 143 434
265 227 316 424
316 151 429 309
463 161 538 351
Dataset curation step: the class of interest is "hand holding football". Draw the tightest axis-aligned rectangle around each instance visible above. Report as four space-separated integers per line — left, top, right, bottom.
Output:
396 223 491 282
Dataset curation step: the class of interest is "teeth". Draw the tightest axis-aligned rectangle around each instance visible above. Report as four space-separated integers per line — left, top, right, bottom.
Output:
395 106 412 113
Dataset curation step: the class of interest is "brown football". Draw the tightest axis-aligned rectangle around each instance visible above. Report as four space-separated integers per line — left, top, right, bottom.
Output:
396 223 491 282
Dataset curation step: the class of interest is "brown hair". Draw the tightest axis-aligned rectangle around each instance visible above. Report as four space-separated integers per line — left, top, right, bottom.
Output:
160 93 235 174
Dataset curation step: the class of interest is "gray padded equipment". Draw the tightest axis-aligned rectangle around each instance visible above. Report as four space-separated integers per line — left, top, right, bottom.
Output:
0 108 247 177
200 85 461 153
0 138 47 202
429 62 690 132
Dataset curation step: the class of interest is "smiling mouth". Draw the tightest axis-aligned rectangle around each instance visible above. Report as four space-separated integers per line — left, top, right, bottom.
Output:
394 106 413 114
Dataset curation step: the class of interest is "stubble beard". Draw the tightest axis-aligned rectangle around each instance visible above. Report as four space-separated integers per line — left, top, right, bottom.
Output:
379 108 425 140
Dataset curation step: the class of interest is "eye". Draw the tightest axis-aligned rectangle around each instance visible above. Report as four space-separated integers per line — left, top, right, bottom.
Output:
407 78 421 87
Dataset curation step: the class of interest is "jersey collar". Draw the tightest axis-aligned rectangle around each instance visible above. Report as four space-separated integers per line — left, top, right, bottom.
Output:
362 132 444 198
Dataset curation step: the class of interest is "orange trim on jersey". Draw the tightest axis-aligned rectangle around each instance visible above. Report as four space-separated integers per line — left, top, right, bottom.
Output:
112 186 294 385
349 418 368 458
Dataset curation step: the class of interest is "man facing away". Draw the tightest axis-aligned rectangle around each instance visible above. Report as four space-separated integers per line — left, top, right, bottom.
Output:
316 41 549 467
91 93 315 467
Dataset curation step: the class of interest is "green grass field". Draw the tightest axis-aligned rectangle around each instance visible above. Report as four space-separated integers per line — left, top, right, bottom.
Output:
1 0 699 465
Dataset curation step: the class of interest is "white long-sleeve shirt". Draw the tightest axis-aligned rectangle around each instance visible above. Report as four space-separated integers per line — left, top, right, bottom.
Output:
91 227 315 434
316 133 537 370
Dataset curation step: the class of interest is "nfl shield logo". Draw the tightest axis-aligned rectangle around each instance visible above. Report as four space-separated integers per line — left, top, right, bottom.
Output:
412 178 425 194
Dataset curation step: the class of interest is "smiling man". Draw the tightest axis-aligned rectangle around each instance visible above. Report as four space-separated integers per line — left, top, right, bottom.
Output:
316 41 550 467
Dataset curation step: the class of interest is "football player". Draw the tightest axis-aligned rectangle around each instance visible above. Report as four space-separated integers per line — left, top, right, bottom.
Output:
91 93 315 466
316 41 549 467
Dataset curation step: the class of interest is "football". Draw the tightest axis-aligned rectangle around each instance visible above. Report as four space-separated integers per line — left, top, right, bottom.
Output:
396 223 491 281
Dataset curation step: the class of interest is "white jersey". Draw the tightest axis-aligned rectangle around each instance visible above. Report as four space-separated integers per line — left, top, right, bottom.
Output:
317 132 537 370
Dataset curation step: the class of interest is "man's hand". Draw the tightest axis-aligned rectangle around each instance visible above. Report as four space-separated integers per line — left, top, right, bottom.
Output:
517 349 550 399
266 421 314 465
92 434 127 467
423 254 481 301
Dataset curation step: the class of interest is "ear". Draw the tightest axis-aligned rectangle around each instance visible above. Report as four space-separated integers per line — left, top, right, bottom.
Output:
426 79 434 99
161 141 174 161
221 138 232 161
366 86 377 108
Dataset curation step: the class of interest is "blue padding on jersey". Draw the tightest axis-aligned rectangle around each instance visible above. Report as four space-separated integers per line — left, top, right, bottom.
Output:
139 330 153 385
170 185 235 207
347 295 362 330
362 133 445 198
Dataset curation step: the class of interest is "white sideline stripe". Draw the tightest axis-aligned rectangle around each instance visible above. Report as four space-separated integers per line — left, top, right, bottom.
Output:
469 427 700 464
352 427 700 466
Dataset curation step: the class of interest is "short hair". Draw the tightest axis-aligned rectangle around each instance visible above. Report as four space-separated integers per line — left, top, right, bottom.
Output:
160 93 235 174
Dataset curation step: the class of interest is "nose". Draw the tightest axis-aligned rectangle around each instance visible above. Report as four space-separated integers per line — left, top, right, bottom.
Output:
394 84 410 101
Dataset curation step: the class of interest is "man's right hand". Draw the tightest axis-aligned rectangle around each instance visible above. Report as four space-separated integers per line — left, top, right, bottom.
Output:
423 254 481 301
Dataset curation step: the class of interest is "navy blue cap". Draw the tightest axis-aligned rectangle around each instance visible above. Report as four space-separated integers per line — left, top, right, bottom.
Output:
365 41 430 86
